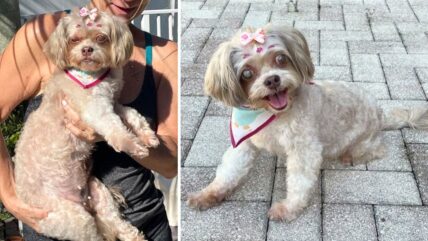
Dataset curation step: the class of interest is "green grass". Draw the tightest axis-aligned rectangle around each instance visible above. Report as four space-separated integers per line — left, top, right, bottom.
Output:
0 102 27 155
0 211 12 221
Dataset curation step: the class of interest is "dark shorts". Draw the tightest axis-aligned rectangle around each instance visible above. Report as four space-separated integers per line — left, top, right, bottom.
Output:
23 211 172 241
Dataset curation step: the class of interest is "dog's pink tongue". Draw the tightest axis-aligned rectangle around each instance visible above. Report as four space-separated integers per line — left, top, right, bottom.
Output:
268 91 288 110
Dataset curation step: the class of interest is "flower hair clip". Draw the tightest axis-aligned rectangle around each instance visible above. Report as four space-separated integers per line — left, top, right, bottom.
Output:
240 28 266 46
79 7 98 21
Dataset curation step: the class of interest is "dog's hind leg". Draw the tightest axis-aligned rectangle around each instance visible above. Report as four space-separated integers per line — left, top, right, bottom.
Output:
351 133 385 163
187 141 259 210
38 199 103 241
88 178 146 241
268 142 323 222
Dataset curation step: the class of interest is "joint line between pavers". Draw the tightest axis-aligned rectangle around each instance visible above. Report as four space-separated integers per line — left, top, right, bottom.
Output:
366 12 375 42
320 170 325 241
194 27 215 64
384 0 391 12
378 53 392 99
405 0 420 22
216 0 232 22
264 155 278 241
318 0 321 21
267 9 273 23
323 168 413 173
341 5 346 31
413 67 428 100
393 22 408 54
346 41 354 82
400 129 425 205
324 202 423 207
372 204 380 241
318 30 321 65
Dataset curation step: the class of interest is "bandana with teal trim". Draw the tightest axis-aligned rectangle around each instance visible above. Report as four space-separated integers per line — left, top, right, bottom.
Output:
230 107 276 148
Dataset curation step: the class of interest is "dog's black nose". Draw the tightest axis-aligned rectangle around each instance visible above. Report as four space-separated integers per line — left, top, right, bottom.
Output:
264 75 280 89
82 47 94 56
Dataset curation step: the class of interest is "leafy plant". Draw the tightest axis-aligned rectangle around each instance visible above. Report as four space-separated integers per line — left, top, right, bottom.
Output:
0 210 12 221
0 102 27 155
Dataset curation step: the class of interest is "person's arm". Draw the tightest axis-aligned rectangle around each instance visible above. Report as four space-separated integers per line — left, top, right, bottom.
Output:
0 13 63 230
137 40 178 178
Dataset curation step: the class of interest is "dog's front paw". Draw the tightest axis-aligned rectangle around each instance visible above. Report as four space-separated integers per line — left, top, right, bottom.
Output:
187 190 226 210
107 135 149 158
128 142 150 158
133 233 147 241
138 130 159 148
268 202 299 222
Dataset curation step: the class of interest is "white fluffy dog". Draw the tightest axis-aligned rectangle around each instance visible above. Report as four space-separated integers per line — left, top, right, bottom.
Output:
14 9 158 241
187 25 428 221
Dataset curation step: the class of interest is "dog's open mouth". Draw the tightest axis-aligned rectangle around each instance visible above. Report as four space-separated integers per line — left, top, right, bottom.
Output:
264 89 288 110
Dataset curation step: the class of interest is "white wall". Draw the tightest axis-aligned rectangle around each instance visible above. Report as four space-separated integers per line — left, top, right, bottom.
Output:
19 0 178 41
19 0 174 17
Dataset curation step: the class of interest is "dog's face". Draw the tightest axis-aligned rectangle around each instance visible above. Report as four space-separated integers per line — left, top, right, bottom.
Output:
205 26 314 113
44 10 134 72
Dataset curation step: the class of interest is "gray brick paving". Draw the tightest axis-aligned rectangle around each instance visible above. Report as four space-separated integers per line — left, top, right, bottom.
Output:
323 170 421 205
185 116 230 166
181 202 269 241
348 41 406 54
323 204 377 241
205 100 232 116
181 0 428 239
375 206 428 241
351 54 385 82
408 144 428 205
314 66 352 82
181 96 210 140
383 67 426 100
320 41 349 66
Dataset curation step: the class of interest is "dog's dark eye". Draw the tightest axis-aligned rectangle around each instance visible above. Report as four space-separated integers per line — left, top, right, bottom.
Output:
241 69 254 81
96 35 108 43
275 54 287 66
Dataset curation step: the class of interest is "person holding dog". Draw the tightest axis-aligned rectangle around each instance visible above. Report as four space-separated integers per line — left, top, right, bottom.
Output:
0 0 177 240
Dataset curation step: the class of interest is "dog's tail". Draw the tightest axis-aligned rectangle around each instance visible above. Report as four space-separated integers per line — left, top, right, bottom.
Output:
382 106 428 130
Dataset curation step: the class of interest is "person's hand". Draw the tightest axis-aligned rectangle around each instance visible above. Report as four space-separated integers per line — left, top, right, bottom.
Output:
1 181 48 232
60 97 102 143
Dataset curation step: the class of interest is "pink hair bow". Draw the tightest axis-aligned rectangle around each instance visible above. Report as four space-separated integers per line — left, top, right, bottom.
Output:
79 7 98 21
240 29 266 45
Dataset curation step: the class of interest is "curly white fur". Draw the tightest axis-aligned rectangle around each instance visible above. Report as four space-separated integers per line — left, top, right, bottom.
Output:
187 25 428 221
14 10 158 241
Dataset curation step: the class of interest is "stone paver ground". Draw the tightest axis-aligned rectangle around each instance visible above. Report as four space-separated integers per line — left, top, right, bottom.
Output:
180 0 428 240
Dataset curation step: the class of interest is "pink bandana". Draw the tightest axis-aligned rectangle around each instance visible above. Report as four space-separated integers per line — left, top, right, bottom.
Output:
65 68 110 89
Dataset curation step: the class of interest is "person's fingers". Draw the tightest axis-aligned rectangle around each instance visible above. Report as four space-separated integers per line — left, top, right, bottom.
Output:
61 99 81 125
8 203 49 233
65 122 85 138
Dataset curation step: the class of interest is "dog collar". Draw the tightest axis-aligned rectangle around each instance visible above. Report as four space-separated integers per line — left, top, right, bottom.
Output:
65 68 110 89
230 106 276 148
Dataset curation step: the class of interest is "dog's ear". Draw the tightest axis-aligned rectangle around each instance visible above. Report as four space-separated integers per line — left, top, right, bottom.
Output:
108 14 134 68
43 15 73 69
270 26 314 83
204 42 246 107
